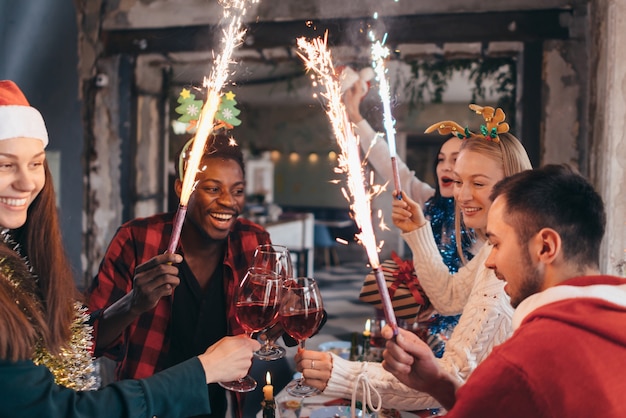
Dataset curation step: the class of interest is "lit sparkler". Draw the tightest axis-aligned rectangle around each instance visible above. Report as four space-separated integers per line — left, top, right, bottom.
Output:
369 31 402 199
297 34 398 336
167 0 256 254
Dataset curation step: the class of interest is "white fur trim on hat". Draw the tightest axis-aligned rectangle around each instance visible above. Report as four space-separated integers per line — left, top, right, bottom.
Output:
0 105 49 147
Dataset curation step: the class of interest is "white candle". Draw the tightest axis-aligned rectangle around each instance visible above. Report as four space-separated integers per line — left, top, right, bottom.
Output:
363 318 371 338
263 371 274 401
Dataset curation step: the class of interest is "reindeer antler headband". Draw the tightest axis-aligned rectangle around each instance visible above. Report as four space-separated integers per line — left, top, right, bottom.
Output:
424 104 510 143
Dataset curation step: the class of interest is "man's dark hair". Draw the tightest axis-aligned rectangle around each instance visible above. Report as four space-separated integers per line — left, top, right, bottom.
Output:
490 164 606 268
175 133 245 180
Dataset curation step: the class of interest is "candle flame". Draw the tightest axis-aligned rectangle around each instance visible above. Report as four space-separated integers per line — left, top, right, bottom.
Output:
266 371 271 385
365 318 371 333
296 33 382 269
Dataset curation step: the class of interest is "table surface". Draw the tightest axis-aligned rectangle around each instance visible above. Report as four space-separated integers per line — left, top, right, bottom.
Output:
257 388 436 418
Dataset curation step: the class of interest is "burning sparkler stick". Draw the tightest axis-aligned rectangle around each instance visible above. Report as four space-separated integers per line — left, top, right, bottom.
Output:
297 33 399 337
167 0 255 254
369 32 402 200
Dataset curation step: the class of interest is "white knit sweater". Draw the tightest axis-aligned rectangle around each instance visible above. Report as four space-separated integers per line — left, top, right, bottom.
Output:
323 223 514 411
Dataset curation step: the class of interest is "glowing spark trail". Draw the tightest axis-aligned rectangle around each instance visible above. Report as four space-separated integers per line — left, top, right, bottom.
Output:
168 0 256 254
369 31 402 199
297 34 398 336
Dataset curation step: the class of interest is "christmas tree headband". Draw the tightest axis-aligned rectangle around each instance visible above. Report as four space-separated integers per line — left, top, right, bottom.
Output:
424 103 510 144
173 88 242 133
174 88 242 180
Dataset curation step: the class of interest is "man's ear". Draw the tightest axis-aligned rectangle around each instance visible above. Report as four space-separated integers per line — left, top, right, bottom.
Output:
535 228 561 264
174 179 183 199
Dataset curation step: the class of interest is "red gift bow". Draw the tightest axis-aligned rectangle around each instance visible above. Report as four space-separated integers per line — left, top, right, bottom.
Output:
383 251 427 306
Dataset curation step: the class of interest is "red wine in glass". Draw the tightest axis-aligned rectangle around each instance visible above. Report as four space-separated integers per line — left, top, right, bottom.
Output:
237 300 280 330
253 244 293 361
280 309 324 341
280 277 324 397
218 267 281 393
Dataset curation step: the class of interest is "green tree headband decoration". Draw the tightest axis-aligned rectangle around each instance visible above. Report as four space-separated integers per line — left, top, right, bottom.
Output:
174 89 242 180
174 88 242 133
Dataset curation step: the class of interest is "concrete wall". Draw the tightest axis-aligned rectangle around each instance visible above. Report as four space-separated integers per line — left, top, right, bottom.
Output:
0 0 84 283
589 0 626 276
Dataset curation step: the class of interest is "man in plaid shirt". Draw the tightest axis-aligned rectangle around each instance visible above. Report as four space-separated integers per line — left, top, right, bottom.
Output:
87 134 270 418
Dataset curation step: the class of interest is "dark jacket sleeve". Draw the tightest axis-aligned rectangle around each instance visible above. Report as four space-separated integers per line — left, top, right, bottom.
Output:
0 357 210 418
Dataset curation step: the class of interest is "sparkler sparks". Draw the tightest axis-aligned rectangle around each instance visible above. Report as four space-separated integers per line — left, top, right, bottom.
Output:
167 0 256 254
297 34 398 336
369 31 402 198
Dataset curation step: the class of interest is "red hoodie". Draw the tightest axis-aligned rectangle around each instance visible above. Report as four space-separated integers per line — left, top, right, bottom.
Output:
446 275 626 418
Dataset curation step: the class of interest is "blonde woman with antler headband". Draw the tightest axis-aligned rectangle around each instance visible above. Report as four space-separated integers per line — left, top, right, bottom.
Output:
295 104 532 415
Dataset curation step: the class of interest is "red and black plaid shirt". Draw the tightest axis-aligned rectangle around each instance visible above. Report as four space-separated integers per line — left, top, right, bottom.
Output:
87 212 270 381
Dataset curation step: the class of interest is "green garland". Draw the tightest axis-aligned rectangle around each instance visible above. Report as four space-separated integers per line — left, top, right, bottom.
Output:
406 57 516 126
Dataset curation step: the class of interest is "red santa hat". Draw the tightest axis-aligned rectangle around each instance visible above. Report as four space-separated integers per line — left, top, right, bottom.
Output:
338 66 375 94
0 80 48 148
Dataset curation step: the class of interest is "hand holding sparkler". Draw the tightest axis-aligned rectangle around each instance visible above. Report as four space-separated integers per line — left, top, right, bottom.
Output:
391 192 428 233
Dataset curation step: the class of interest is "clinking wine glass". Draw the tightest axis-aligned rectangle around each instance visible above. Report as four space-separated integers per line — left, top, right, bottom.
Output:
252 244 294 361
218 267 282 392
280 276 325 397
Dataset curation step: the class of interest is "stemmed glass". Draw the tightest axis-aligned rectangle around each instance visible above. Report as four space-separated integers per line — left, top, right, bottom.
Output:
218 267 282 392
280 277 325 397
252 244 293 361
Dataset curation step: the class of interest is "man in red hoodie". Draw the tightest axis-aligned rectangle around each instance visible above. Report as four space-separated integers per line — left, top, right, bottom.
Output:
382 164 626 417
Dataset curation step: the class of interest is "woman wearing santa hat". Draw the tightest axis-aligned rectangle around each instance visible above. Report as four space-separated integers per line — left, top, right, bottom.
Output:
0 80 259 417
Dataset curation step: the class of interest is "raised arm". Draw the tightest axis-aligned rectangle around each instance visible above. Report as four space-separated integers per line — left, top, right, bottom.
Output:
343 83 435 207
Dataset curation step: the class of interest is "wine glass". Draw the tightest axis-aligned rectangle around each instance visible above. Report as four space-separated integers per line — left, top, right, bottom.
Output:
252 244 293 361
280 277 325 397
218 267 282 392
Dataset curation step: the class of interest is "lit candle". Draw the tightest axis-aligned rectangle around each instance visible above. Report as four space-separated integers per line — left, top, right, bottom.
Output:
263 371 274 401
363 319 371 338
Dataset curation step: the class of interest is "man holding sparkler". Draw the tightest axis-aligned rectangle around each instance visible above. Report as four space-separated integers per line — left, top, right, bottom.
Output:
88 134 271 418
382 165 626 417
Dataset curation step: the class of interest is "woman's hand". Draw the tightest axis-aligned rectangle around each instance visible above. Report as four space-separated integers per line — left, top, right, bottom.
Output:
391 191 427 233
198 335 261 384
295 349 333 391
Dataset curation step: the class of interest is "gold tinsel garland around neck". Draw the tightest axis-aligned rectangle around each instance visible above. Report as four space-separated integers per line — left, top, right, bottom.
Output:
0 231 98 391
32 303 98 391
